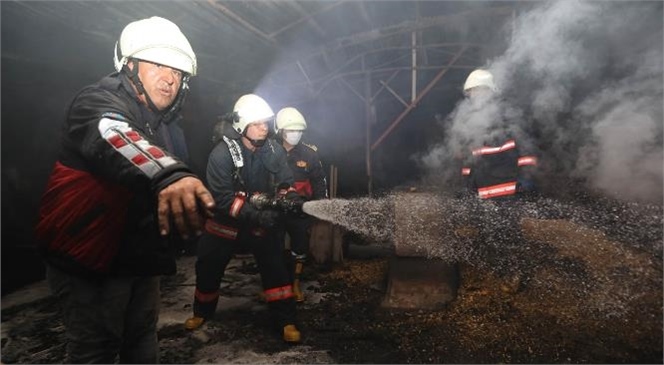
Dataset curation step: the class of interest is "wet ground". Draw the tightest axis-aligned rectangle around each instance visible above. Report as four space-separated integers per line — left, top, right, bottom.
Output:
1 217 662 364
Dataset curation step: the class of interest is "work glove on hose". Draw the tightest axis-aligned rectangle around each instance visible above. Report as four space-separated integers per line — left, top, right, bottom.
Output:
283 191 306 216
239 203 281 229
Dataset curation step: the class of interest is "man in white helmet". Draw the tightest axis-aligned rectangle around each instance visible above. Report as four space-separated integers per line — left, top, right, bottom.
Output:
275 107 328 302
458 69 539 291
459 69 538 200
35 17 214 363
185 94 303 343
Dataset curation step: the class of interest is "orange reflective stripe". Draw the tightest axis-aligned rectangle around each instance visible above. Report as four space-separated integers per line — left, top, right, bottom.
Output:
472 140 516 156
264 285 294 302
195 288 219 303
229 195 245 218
205 219 238 240
477 181 517 199
461 167 471 176
518 156 538 166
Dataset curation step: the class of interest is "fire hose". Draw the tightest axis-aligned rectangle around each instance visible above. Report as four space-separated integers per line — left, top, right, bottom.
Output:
249 193 305 216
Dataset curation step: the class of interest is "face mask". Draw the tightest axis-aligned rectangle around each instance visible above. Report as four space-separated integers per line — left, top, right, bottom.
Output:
284 131 303 146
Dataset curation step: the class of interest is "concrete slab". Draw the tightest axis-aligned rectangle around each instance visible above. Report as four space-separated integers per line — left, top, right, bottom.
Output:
385 192 460 309
382 257 459 310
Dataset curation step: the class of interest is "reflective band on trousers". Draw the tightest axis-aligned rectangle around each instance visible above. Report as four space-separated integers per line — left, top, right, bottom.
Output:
477 181 517 199
205 219 238 240
518 156 538 166
263 285 294 302
195 288 220 303
461 167 471 176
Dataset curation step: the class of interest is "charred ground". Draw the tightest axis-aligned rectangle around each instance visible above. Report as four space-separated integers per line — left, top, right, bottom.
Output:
2 243 662 364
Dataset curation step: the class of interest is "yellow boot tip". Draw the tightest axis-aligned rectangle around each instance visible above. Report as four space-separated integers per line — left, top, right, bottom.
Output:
283 324 301 343
184 316 205 330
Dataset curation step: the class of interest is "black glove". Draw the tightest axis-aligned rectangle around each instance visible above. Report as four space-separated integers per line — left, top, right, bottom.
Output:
256 210 280 229
283 191 306 215
239 203 280 229
285 191 305 204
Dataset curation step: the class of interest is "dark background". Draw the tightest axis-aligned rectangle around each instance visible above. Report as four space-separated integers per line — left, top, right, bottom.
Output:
2 1 662 295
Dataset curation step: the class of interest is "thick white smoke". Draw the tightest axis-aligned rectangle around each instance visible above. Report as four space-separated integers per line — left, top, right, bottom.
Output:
422 0 663 203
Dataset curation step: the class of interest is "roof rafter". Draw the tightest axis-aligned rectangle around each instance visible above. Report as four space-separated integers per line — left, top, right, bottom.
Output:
296 6 513 64
207 0 277 46
271 1 339 38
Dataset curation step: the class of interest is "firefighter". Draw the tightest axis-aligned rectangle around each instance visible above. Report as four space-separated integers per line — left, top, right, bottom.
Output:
459 69 539 290
460 69 538 200
274 107 328 302
185 94 303 343
35 17 213 363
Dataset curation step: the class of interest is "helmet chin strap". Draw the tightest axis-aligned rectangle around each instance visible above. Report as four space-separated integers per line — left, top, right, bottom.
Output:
122 59 190 126
162 77 189 125
123 60 161 115
243 133 266 148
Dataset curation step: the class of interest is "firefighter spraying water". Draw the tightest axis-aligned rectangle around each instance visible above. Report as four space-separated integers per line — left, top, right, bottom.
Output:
294 190 662 319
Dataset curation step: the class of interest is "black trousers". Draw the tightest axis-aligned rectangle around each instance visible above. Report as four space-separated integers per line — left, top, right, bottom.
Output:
192 229 296 328
283 215 312 257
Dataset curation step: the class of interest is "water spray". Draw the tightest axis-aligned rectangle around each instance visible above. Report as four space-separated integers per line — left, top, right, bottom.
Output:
301 191 662 318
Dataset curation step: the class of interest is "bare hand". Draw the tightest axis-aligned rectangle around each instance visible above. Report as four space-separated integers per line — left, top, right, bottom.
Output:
157 176 215 238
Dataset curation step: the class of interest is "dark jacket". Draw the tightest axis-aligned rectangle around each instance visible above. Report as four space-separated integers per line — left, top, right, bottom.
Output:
36 72 195 277
285 142 328 200
207 121 294 230
461 133 538 199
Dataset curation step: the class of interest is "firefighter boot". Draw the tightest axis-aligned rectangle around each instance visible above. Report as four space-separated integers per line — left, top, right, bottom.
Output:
293 258 305 303
184 316 205 330
283 324 302 343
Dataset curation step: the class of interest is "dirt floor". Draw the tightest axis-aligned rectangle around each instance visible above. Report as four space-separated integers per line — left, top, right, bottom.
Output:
1 218 662 364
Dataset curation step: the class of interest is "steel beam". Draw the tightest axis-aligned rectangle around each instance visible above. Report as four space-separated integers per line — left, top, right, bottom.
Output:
371 44 467 151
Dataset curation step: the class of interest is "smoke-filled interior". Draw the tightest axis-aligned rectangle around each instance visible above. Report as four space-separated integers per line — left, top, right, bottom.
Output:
2 0 662 322
1 2 663 363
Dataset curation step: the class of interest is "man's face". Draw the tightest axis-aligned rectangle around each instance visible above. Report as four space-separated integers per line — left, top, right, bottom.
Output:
245 121 269 141
133 60 183 111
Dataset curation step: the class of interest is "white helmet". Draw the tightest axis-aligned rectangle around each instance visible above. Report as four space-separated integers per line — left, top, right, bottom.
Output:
463 69 496 94
232 94 274 134
275 107 307 133
114 16 197 76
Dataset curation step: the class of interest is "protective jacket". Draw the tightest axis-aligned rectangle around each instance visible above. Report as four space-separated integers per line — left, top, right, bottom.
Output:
192 121 297 324
36 72 195 277
285 142 327 200
205 121 294 237
461 134 538 199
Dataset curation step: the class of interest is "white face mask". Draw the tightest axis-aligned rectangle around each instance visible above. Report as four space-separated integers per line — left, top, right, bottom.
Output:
283 130 303 146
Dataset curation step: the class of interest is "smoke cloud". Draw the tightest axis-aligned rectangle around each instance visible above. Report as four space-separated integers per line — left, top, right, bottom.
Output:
421 0 663 204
